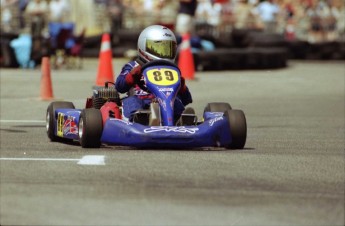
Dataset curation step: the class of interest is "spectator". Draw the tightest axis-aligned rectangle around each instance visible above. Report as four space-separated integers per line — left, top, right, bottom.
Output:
25 0 48 38
157 0 179 30
334 0 344 41
175 0 198 36
69 0 95 35
291 0 308 41
19 0 29 29
282 0 297 40
143 0 154 11
195 0 222 37
1 0 19 32
107 0 124 45
306 0 323 42
49 0 70 23
25 0 48 64
323 0 340 41
254 0 280 33
232 0 261 29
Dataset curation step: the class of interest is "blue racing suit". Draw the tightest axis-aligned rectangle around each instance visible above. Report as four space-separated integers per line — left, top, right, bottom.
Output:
115 60 193 121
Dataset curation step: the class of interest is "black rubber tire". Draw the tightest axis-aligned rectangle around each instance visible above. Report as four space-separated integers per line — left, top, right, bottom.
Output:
183 107 196 114
46 101 75 141
204 102 232 113
224 109 247 149
79 108 103 148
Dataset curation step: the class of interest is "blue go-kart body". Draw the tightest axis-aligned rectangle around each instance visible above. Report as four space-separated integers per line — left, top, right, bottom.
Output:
46 60 246 149
101 112 231 148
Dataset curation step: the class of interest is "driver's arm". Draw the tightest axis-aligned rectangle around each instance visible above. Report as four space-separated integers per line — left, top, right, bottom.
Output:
115 61 142 93
178 77 193 106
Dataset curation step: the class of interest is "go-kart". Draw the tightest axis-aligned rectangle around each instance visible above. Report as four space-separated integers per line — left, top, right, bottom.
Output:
46 60 247 149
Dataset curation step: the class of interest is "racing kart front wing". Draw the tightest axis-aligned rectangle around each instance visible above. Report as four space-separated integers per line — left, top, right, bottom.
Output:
101 115 232 148
53 109 233 149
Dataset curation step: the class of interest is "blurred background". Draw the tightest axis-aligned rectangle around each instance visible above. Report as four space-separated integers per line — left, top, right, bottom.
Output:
1 0 344 70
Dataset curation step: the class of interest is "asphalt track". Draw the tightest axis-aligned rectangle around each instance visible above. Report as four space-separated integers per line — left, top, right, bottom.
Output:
0 59 344 226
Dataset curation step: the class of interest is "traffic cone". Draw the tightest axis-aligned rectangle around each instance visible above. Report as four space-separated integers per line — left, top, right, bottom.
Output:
40 56 54 100
95 33 114 87
178 33 195 80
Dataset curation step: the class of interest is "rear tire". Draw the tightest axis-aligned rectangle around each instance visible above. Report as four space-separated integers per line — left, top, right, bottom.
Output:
46 101 75 141
79 108 103 148
224 109 247 149
183 107 195 114
204 102 232 113
177 107 197 126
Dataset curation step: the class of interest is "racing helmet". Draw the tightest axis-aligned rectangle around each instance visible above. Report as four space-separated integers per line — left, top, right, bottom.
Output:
137 25 177 63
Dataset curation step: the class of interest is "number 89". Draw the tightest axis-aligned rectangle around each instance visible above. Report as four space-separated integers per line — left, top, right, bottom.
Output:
153 70 174 81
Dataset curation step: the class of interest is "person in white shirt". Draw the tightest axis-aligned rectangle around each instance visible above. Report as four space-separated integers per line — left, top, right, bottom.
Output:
195 0 222 37
25 0 48 37
49 0 70 22
254 0 280 33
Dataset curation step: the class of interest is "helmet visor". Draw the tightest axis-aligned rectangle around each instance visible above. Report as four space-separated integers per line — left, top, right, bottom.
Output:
146 39 177 60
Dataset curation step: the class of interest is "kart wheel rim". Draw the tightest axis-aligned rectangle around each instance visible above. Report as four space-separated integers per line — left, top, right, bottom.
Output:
46 112 50 132
79 118 84 139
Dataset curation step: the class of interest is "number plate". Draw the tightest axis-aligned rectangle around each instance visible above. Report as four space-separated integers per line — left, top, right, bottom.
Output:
146 68 179 86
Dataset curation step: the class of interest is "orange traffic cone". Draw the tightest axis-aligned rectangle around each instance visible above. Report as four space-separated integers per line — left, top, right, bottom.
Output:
95 33 114 87
40 57 54 100
178 33 195 80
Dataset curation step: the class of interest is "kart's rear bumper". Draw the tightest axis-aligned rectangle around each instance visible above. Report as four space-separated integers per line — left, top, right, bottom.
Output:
101 117 232 148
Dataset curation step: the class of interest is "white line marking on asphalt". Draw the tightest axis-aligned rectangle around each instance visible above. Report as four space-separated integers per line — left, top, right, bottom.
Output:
0 158 78 161
77 155 105 165
0 155 105 166
0 120 45 123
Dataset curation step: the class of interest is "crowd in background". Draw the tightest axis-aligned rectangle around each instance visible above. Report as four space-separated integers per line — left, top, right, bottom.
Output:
1 0 344 43
102 0 345 43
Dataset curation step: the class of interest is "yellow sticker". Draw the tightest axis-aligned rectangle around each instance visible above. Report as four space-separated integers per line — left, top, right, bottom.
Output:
57 112 64 137
146 68 179 86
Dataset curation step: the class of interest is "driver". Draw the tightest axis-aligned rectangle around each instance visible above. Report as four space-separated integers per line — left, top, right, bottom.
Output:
115 25 193 122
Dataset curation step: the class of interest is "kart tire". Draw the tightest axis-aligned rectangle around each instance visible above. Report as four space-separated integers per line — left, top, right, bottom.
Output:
183 107 195 114
46 101 75 141
79 108 103 148
204 102 232 113
224 109 247 149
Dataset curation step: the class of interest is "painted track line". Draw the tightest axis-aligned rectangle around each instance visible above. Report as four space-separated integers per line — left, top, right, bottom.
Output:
0 155 105 165
0 120 45 124
77 155 105 165
0 158 78 161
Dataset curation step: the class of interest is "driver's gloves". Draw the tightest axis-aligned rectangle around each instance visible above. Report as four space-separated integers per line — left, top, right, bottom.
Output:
125 64 142 86
179 76 187 94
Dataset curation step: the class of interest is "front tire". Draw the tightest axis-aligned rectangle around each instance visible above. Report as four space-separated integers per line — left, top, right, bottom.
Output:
224 109 247 149
79 108 103 148
46 101 75 141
